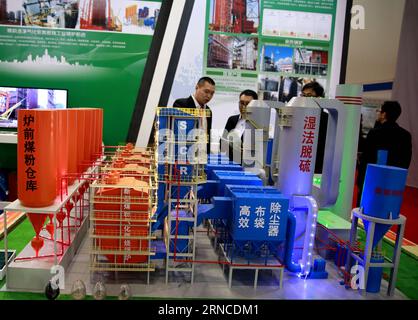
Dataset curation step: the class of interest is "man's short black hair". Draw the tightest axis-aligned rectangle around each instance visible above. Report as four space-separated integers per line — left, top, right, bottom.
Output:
197 76 215 87
302 81 325 98
239 89 258 100
381 101 402 122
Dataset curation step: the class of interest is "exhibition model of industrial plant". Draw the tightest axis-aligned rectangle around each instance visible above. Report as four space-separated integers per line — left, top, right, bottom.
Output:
0 85 409 300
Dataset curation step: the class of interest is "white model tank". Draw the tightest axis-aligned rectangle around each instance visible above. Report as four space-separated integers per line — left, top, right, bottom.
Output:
277 97 321 197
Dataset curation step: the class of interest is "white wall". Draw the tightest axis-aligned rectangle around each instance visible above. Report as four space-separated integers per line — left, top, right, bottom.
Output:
346 0 405 87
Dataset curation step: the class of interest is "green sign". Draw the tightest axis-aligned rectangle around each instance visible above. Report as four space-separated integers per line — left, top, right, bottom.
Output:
0 0 161 147
204 0 337 100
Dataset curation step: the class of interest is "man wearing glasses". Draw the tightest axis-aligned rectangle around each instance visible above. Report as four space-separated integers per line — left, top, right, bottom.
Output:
356 101 412 206
222 90 258 163
174 77 216 155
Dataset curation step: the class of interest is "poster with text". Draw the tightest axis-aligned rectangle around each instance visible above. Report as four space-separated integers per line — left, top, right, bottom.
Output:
203 0 337 143
0 0 161 146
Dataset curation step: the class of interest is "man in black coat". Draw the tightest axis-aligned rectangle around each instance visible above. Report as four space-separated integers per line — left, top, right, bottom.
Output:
357 101 412 205
173 77 215 155
222 89 258 163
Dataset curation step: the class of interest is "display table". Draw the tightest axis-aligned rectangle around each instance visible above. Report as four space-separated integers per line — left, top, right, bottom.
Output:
3 173 93 292
0 132 17 144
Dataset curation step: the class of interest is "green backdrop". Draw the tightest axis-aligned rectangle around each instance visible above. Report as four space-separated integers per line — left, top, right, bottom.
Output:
0 0 161 170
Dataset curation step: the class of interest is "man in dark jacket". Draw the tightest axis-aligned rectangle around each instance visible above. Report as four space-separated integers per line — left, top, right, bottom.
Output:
222 89 258 163
173 77 215 154
357 101 412 205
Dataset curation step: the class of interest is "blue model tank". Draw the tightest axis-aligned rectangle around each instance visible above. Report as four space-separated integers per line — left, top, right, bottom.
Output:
361 164 408 247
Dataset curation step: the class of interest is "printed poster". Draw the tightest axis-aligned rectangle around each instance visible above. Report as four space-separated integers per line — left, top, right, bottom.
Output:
0 0 161 146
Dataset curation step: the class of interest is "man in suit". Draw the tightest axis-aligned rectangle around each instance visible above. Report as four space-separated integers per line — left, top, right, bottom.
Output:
356 101 412 205
222 89 258 163
174 77 215 154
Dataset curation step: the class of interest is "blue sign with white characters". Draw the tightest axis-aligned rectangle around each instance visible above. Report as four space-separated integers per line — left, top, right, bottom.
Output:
230 188 289 242
175 164 194 179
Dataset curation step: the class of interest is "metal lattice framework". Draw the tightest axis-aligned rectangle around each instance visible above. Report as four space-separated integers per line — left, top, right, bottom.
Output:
155 107 209 284
89 147 157 283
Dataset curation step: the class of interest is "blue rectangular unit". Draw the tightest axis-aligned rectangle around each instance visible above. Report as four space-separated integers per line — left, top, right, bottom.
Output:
205 163 243 180
229 188 289 242
224 185 280 198
213 170 262 196
213 170 259 179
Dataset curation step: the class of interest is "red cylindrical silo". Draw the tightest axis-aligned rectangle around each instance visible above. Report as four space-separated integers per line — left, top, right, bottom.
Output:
67 109 78 185
18 109 57 207
83 109 93 165
90 109 97 161
56 109 69 194
75 109 86 173
97 108 103 158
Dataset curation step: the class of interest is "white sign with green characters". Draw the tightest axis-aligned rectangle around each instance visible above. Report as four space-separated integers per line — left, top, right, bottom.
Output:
204 0 337 102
